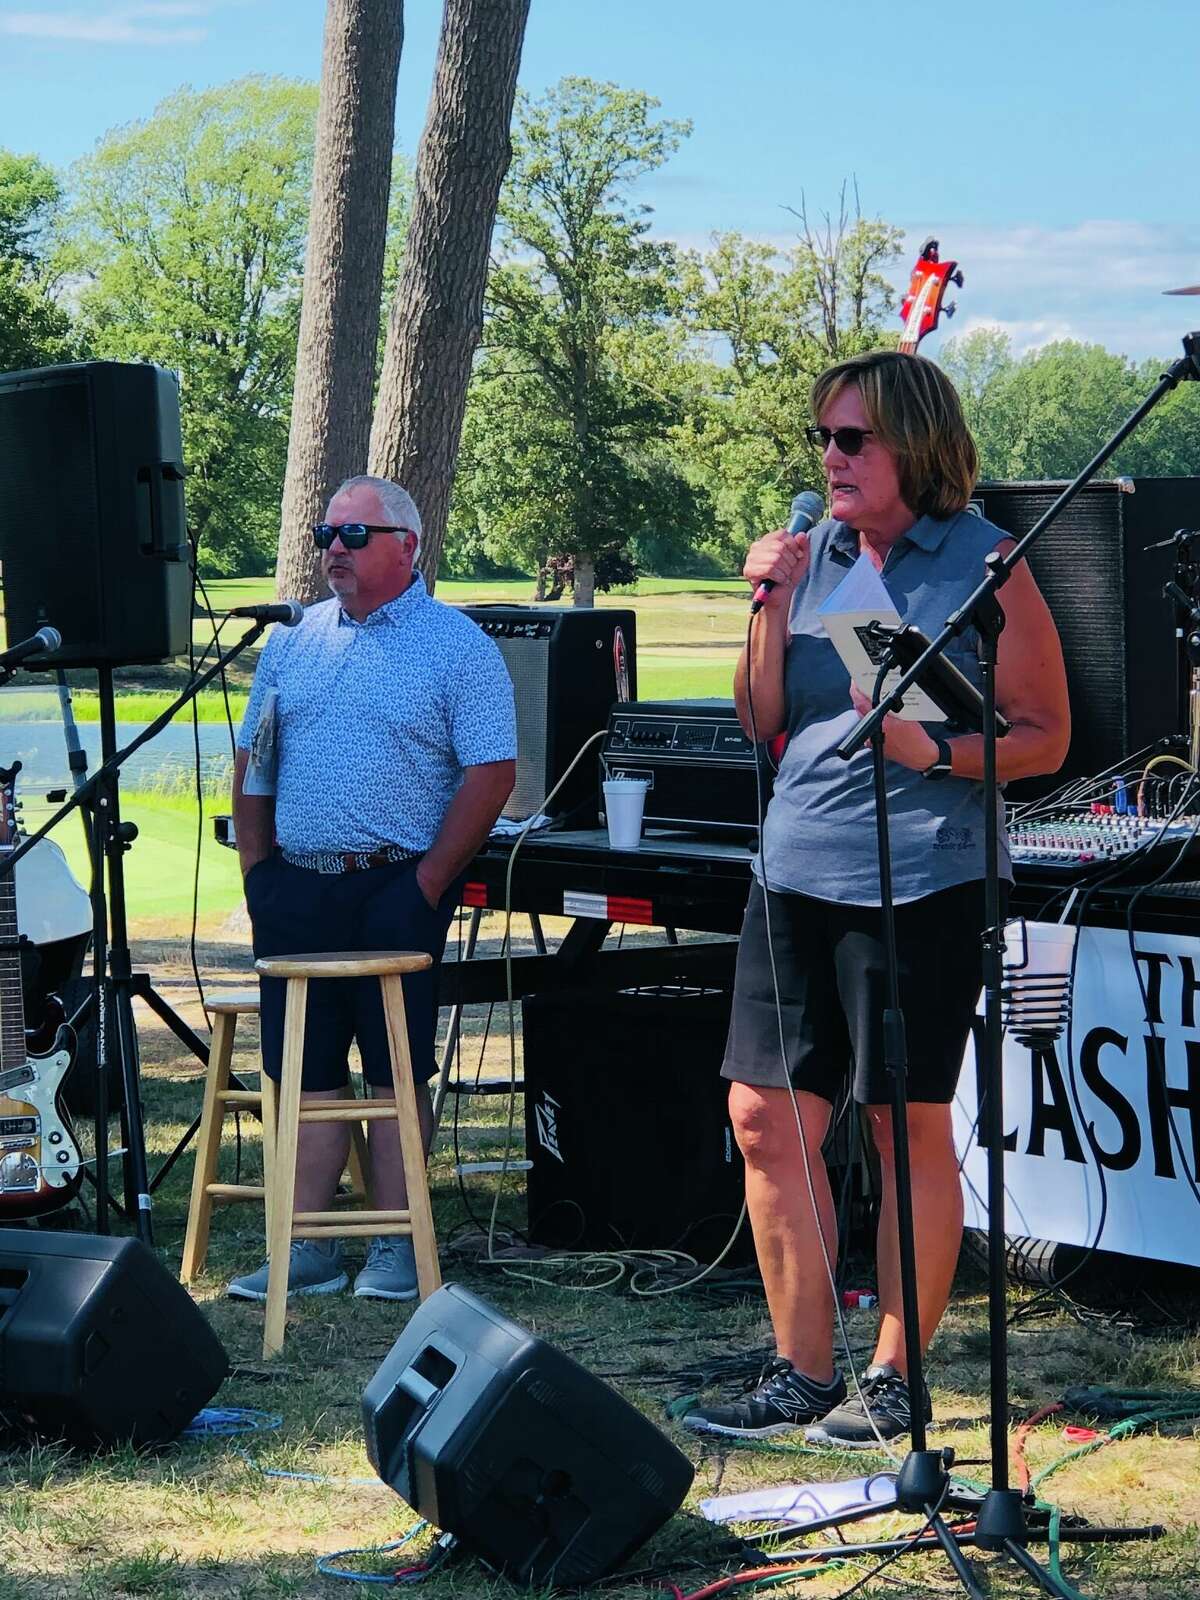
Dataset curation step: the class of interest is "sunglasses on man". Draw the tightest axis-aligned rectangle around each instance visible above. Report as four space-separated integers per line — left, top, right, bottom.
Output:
312 522 415 550
805 425 875 456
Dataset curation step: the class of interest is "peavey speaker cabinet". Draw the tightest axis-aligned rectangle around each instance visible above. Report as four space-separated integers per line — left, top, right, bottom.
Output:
458 606 635 826
972 478 1198 790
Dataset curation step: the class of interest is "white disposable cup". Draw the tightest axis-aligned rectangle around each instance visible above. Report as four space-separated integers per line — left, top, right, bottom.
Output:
603 778 649 851
1003 919 1077 982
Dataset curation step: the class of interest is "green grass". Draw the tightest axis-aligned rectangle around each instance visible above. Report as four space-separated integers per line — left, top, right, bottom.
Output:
33 790 245 923
2 983 1196 1599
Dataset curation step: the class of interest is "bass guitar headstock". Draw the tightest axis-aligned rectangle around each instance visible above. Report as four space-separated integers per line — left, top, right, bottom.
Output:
899 237 963 353
0 764 21 848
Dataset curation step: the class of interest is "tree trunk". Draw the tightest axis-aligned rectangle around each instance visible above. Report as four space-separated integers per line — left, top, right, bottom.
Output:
275 0 404 605
369 0 530 592
573 553 596 607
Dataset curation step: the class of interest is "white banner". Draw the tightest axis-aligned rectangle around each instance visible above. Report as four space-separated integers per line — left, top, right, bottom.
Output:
954 922 1200 1267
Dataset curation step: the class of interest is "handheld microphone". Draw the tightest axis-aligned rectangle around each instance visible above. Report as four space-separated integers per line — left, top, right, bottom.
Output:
750 491 825 614
0 625 62 669
227 601 304 626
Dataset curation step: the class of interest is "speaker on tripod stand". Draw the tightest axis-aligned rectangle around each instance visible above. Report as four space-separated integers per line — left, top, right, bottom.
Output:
0 361 201 1241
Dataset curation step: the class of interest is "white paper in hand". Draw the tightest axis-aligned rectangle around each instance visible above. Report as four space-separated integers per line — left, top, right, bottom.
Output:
243 688 279 795
815 554 942 721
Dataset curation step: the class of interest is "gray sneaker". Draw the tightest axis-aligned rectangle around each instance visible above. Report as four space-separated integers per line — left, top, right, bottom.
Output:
227 1239 348 1301
353 1236 419 1301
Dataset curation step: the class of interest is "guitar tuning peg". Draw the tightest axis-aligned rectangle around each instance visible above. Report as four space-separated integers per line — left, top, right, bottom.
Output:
951 269 964 287
943 300 957 318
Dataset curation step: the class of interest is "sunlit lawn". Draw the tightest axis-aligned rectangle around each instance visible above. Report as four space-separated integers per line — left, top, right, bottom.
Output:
5 576 745 719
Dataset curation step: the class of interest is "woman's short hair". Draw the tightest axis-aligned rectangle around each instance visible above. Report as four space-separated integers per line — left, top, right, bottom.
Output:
810 350 978 520
333 475 422 556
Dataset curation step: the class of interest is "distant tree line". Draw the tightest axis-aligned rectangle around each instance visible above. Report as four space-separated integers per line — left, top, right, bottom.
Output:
4 74 1198 589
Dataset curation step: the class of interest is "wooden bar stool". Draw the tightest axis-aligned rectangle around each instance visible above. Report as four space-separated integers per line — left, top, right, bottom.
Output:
180 990 369 1285
255 950 441 1359
181 992 276 1285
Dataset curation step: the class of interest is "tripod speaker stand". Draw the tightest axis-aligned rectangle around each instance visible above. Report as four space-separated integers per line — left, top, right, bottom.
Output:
1 628 273 1241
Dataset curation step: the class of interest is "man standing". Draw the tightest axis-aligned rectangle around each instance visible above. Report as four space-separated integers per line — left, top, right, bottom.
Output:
229 475 516 1301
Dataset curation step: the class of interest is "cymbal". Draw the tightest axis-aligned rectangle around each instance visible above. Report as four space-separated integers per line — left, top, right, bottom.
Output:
1165 285 1200 295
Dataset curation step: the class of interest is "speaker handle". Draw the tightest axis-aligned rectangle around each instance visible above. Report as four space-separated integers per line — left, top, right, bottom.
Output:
139 460 186 559
394 1334 464 1409
395 1368 441 1408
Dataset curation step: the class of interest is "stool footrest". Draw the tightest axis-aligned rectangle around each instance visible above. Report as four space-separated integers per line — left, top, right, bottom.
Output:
298 1100 401 1122
207 1182 266 1201
293 1207 411 1226
293 1222 413 1240
217 1090 264 1107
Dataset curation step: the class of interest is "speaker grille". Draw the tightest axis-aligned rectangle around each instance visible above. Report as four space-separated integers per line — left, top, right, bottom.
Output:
974 479 1194 788
491 634 550 819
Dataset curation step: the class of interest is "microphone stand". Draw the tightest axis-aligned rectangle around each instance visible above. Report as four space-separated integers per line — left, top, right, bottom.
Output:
815 332 1200 1595
0 620 271 1241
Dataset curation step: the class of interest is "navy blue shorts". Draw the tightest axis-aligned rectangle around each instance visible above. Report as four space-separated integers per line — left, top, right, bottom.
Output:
722 878 1000 1106
246 853 457 1092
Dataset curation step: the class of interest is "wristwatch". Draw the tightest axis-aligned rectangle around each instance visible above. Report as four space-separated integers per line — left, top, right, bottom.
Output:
921 735 954 781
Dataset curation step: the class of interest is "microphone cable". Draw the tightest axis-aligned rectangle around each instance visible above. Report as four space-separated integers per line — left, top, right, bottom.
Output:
742 601 901 1462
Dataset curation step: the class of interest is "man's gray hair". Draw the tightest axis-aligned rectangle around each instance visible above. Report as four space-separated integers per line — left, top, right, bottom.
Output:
333 475 422 556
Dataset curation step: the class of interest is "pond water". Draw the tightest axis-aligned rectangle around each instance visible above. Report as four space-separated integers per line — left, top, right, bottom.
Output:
1 719 236 796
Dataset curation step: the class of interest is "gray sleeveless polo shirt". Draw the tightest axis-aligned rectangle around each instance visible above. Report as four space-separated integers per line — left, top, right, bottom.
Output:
755 510 1012 906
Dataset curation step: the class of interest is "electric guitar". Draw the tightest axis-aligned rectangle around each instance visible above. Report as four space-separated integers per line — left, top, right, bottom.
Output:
0 764 83 1217
899 237 963 352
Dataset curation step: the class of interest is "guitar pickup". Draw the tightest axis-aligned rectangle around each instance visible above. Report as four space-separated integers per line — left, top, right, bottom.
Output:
0 1118 37 1136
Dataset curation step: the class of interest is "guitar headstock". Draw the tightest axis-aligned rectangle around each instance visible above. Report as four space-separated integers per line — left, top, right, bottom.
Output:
899 237 963 354
0 765 22 848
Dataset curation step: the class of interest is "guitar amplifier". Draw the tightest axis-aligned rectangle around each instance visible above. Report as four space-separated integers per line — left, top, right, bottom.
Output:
601 699 772 838
459 606 635 826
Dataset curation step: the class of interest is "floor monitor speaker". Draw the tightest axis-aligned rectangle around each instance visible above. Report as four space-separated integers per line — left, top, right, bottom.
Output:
458 606 636 825
0 1230 228 1445
973 478 1198 791
0 361 191 668
362 1282 693 1585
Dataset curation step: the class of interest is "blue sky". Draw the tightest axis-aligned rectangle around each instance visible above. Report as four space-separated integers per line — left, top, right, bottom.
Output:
1 0 1198 360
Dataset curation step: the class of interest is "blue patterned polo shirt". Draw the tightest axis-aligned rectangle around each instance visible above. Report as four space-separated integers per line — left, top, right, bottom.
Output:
236 575 517 855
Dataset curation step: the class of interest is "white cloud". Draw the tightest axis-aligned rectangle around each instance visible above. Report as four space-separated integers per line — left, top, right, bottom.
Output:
0 4 211 45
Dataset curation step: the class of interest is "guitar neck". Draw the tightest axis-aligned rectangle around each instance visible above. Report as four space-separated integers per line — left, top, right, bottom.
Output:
0 849 28 1071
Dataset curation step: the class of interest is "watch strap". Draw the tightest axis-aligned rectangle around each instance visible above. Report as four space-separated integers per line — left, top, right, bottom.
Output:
922 735 954 781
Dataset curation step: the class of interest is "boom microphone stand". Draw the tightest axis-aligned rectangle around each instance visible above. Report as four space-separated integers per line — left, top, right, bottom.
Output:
818 333 1200 1594
0 621 272 1242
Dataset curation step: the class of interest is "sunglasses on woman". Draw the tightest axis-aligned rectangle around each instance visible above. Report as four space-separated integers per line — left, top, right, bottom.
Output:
805 425 875 456
312 522 412 550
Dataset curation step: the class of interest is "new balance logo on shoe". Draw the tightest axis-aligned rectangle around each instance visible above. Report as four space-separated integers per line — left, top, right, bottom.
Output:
683 1357 847 1440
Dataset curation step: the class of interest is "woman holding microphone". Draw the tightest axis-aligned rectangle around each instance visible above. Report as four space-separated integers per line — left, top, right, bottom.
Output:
684 349 1069 1447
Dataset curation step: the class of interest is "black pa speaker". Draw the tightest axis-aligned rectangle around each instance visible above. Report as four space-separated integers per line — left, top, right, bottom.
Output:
458 605 636 825
523 985 755 1265
0 360 191 668
973 478 1197 788
0 1230 228 1446
362 1282 694 1585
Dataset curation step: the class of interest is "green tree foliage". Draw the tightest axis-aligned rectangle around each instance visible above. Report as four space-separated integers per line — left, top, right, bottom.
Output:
940 328 1200 482
447 77 706 601
55 79 319 575
0 150 75 371
679 198 904 564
